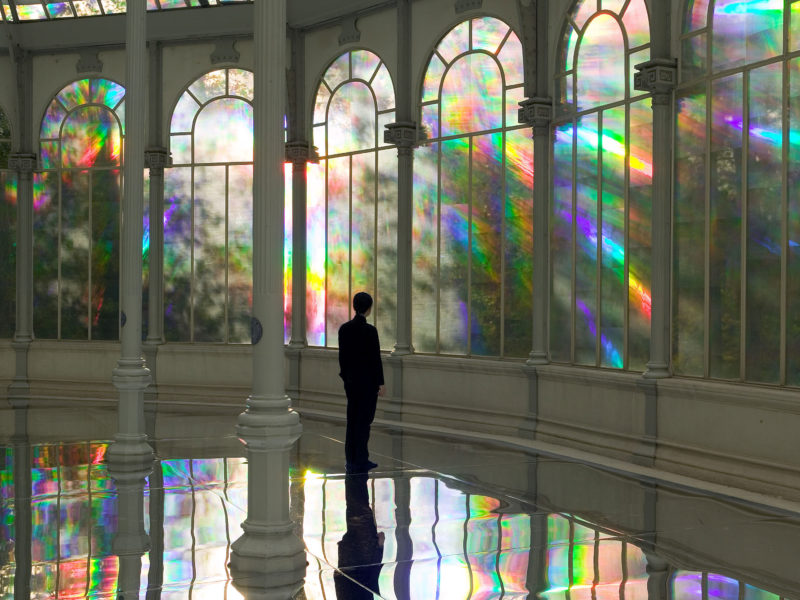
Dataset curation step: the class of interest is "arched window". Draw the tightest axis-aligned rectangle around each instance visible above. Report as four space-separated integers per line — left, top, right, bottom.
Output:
0 105 15 339
34 78 125 340
552 0 652 370
676 1 797 385
308 50 398 348
165 68 255 343
413 16 532 357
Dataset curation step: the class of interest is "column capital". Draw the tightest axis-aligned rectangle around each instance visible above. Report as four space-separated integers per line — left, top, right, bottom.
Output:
518 97 552 136
384 121 419 150
634 58 678 105
144 147 172 174
285 140 319 165
8 153 37 173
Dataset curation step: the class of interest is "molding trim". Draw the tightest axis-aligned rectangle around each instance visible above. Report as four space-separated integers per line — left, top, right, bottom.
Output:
76 50 103 74
338 16 361 45
210 39 240 64
455 0 483 13
8 153 37 173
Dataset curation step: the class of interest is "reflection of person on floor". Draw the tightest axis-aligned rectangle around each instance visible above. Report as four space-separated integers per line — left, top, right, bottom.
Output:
338 292 385 473
334 473 385 599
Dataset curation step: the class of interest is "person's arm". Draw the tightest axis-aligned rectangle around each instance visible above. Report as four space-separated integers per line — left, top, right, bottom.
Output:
338 328 347 381
372 327 385 395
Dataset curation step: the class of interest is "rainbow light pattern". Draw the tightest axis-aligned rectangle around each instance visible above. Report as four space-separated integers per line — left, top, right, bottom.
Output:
0 0 251 21
34 78 125 340
308 50 397 348
413 16 532 357
674 2 800 385
552 1 652 370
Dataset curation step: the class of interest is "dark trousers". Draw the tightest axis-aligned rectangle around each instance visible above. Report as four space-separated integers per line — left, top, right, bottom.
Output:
344 384 377 466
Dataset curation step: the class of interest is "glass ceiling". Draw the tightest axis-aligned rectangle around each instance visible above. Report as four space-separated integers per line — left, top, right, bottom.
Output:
0 0 250 22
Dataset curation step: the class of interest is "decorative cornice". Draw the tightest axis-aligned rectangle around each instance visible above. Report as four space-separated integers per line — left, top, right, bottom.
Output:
383 121 419 148
456 0 483 13
144 147 172 174
211 40 240 65
634 58 678 102
9 153 36 173
518 97 552 136
76 50 103 74
338 16 360 45
285 141 319 165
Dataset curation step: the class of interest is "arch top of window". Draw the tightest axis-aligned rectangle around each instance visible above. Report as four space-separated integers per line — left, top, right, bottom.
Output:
170 68 253 134
40 78 126 141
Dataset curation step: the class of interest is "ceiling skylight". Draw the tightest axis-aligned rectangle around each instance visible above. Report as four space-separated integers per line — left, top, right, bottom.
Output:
0 0 250 22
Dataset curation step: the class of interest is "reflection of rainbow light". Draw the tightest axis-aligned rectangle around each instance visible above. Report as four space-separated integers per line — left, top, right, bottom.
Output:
575 125 652 177
577 295 624 368
284 162 292 342
716 1 782 14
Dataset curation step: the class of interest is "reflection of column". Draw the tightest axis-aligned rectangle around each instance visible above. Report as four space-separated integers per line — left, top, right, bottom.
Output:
524 458 548 597
11 406 31 600
634 59 677 379
110 0 152 462
8 47 34 403
393 475 412 599
108 454 153 599
645 553 671 599
145 460 165 600
230 1 305 596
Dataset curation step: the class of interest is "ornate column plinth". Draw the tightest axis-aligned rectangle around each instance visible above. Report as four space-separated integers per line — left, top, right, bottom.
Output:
645 553 671 599
634 59 677 379
8 153 36 405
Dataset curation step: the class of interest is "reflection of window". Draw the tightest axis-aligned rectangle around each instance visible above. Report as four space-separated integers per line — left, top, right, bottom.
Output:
675 2 800 386
165 69 255 343
308 50 398 348
413 16 532 357
552 0 652 370
34 78 126 340
0 105 15 339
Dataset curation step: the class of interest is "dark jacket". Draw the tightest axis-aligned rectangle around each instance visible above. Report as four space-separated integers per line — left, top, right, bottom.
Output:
338 314 384 393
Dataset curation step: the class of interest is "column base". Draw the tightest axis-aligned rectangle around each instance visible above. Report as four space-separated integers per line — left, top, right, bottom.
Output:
8 339 32 407
230 523 306 599
238 396 302 432
520 364 539 439
383 354 404 421
643 362 670 379
285 345 303 400
526 351 549 366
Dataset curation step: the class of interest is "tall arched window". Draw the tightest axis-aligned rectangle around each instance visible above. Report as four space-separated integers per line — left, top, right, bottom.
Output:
413 16 532 357
308 50 398 348
165 68 255 343
34 78 125 340
676 1 797 385
0 105 15 339
552 0 652 370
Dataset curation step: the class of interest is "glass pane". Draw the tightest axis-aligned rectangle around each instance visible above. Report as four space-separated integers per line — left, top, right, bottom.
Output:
422 54 445 102
504 128 533 358
371 64 395 112
788 58 800 386
0 171 16 338
306 160 326 346
575 113 600 365
33 172 59 339
470 133 503 356
421 103 439 140
60 171 90 340
188 69 226 104
329 82 377 155
325 53 350 92
284 162 292 344
712 0 783 71
439 137 469 354
709 74 743 380
170 134 191 165
351 49 380 82
497 31 525 87
171 92 201 133
164 167 192 341
376 149 398 350
412 143 439 353
314 82 331 125
746 62 782 383
621 0 650 48
350 152 376 304
792 1 800 52
708 574 739 597
628 100 652 372
573 0 598 31
41 99 68 139
90 169 120 340
437 20 470 64
194 98 253 164
552 123 574 362
441 53 503 136
92 78 125 109
682 33 707 82
228 68 253 100
326 156 351 347
61 106 122 169
576 14 626 111
684 0 710 33
505 86 525 128
472 16 509 54
674 87 706 377
228 164 253 344
57 79 91 110
193 165 226 342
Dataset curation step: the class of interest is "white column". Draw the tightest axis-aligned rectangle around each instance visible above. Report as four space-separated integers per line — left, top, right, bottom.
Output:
109 0 153 462
635 59 677 379
286 142 310 349
230 0 305 587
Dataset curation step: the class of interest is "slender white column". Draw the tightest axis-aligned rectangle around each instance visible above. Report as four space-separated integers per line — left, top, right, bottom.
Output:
287 142 310 348
144 148 170 345
110 0 152 461
519 99 552 365
230 0 305 588
635 59 677 379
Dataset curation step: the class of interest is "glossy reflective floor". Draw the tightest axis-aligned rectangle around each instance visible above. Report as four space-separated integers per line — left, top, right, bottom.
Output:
0 400 798 599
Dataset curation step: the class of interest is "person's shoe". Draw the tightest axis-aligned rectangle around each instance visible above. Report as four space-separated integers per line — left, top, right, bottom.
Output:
365 460 378 470
345 462 366 474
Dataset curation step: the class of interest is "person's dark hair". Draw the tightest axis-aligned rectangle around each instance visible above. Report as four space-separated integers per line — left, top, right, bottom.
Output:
353 291 373 315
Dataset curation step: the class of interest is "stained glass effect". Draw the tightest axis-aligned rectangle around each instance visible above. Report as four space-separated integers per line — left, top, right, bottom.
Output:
0 0 251 21
552 0 652 369
308 50 397 348
34 78 125 340
675 1 800 385
414 16 532 357
166 68 256 343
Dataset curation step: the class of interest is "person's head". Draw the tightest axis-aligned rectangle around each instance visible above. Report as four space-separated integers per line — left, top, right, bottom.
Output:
353 292 373 316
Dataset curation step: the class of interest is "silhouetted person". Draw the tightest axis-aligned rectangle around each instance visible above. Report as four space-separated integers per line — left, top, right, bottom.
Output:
338 292 385 473
334 473 384 598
